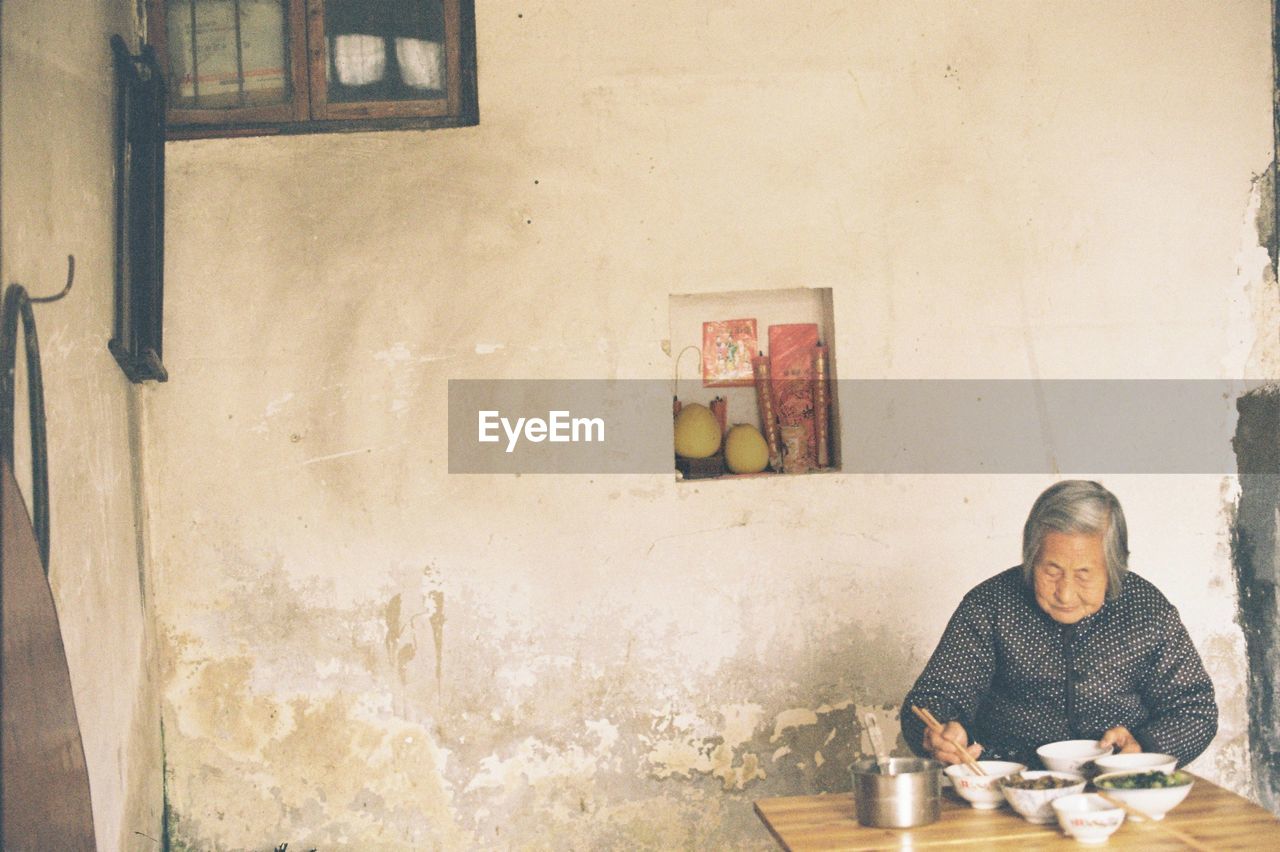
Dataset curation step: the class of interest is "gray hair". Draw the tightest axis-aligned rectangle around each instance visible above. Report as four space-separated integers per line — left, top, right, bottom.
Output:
1021 480 1128 602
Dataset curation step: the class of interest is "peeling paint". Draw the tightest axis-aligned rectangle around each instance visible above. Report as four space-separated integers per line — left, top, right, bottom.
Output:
1226 164 1279 378
771 708 819 742
166 687 468 849
720 702 765 748
1231 393 1280 811
464 732 613 793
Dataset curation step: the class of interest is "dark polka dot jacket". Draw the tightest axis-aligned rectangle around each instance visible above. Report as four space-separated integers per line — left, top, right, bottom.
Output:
900 567 1218 769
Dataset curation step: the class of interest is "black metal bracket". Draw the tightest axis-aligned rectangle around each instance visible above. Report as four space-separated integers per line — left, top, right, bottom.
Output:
110 35 168 383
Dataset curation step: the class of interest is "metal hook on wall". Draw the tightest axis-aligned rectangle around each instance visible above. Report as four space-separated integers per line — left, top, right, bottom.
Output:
29 255 76 305
1 253 77 573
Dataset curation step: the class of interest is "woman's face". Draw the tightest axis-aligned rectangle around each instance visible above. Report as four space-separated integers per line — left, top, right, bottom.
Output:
1032 531 1109 624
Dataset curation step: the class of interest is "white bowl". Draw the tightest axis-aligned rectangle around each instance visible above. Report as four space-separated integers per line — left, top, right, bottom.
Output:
1053 793 1126 844
1093 770 1194 820
1091 752 1177 776
944 761 1026 809
1037 739 1113 774
1000 771 1088 824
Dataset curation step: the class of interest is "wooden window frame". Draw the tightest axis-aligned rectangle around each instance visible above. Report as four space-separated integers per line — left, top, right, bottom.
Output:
147 0 477 140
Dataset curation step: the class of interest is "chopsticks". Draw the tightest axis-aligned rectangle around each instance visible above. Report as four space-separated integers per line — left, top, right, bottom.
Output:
910 705 987 776
1092 791 1214 852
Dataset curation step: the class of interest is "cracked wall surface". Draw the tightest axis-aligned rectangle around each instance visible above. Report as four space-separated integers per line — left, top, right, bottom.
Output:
150 2 1274 848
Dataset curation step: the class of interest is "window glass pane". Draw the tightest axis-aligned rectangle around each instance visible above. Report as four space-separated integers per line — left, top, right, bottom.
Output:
324 0 446 103
164 0 196 101
239 0 290 104
165 0 289 109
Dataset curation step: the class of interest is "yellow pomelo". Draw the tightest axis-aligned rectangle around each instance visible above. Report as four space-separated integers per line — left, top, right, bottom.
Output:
724 424 769 473
674 403 722 459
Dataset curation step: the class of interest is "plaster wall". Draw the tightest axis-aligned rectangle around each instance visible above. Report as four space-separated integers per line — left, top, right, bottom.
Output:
153 2 1274 849
0 1 165 849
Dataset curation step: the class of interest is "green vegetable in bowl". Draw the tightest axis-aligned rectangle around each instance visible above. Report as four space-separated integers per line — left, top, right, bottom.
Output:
1095 770 1192 790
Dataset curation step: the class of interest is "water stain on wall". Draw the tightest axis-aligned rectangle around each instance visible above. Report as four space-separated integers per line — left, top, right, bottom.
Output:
164 645 467 848
157 546 930 849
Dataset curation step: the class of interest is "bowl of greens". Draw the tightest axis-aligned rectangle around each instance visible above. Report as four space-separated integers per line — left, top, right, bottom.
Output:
1091 752 1177 776
1092 770 1194 820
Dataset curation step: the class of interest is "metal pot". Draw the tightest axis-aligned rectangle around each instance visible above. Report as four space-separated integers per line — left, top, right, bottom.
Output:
851 757 942 828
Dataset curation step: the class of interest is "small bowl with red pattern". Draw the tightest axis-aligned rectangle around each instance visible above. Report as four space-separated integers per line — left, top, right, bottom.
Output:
1052 793 1126 844
943 760 1026 809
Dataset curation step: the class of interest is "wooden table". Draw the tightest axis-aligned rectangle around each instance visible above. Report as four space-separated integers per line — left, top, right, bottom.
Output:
755 774 1280 850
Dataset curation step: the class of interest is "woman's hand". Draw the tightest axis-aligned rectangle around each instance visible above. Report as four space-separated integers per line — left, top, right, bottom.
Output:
923 720 984 765
1099 726 1142 753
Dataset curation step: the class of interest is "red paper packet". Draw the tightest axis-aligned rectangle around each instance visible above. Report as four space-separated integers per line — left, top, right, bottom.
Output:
768 324 819 471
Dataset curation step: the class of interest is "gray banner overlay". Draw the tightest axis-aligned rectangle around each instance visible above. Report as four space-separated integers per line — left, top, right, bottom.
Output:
448 380 1275 474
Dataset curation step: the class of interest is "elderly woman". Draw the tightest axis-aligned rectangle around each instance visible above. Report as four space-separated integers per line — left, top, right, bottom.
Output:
900 480 1217 769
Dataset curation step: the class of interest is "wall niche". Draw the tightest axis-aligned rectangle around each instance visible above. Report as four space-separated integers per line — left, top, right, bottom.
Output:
669 287 840 481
